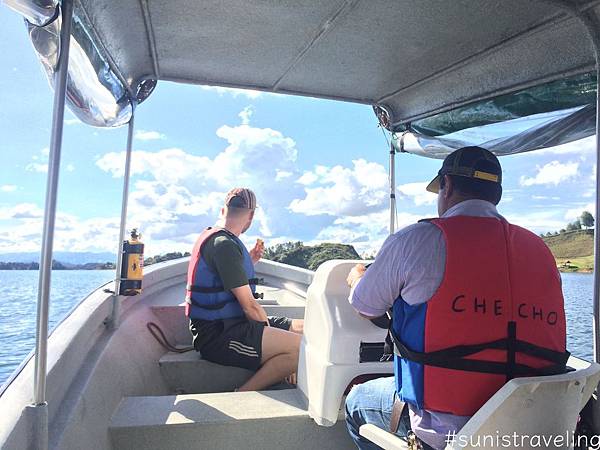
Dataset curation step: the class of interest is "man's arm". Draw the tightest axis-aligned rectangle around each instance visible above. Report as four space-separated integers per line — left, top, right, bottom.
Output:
231 285 269 323
348 233 407 318
209 234 269 323
346 264 380 319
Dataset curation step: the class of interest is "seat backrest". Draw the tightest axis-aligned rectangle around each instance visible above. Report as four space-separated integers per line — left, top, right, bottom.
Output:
449 358 600 449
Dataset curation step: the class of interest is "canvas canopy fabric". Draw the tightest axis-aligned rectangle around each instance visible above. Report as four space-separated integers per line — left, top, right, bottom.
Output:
394 73 597 158
8 0 600 154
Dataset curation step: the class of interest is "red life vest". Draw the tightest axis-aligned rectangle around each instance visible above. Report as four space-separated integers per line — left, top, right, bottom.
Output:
393 216 568 416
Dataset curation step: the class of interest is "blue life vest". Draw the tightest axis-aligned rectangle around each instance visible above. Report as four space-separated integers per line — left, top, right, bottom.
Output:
185 227 257 321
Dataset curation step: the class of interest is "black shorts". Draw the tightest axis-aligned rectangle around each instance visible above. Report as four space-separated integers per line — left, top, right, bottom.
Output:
189 316 292 371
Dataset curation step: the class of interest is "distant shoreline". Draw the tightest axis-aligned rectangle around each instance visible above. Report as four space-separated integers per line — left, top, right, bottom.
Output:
0 262 115 270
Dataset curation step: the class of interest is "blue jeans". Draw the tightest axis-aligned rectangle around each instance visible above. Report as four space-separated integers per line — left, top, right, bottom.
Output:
345 376 413 450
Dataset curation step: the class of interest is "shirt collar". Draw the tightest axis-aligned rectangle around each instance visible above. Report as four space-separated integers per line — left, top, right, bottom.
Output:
441 199 503 219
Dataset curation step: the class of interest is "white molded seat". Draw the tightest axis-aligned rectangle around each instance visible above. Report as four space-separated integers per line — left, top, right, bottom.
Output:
297 260 393 426
359 357 600 449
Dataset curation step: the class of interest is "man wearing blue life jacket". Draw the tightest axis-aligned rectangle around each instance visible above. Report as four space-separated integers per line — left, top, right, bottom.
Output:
186 188 304 391
344 147 568 449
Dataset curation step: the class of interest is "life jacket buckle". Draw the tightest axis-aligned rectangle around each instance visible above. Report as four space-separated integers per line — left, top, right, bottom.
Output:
407 431 423 450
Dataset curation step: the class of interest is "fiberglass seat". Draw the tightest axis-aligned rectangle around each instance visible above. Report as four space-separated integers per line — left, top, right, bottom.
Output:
297 260 394 426
359 356 600 449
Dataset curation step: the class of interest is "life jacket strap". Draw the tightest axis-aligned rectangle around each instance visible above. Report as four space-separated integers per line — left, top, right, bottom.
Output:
187 277 264 293
186 278 265 311
391 328 570 378
187 296 238 311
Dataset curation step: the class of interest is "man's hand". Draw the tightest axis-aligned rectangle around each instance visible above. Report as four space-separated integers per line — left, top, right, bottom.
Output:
249 238 265 264
346 263 366 288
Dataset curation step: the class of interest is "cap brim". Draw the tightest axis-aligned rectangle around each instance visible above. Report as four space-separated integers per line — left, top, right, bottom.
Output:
426 175 441 194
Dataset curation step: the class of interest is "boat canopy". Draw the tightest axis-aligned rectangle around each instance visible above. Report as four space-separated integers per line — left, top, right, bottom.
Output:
7 0 600 155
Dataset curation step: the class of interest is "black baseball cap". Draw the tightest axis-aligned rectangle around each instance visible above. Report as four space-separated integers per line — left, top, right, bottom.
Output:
426 146 502 194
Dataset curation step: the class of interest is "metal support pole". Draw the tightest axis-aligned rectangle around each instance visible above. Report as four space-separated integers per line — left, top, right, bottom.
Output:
33 0 73 407
594 50 600 364
389 141 396 235
109 113 136 330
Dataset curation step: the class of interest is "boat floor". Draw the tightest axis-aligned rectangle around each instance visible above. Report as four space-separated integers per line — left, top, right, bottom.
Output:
110 388 351 450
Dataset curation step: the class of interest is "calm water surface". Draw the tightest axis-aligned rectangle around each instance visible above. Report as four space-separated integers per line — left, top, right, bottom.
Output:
0 270 113 387
0 271 595 386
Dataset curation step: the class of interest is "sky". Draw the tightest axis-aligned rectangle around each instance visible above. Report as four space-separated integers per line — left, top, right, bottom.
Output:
0 5 597 258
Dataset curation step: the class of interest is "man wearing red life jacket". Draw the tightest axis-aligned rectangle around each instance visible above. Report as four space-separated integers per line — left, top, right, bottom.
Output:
187 188 303 391
344 147 568 449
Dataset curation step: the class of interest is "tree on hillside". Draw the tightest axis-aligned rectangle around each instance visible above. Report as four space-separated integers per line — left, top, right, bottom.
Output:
263 241 359 270
566 219 582 231
581 211 594 229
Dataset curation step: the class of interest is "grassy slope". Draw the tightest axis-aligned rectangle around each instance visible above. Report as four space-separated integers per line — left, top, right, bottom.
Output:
542 229 594 272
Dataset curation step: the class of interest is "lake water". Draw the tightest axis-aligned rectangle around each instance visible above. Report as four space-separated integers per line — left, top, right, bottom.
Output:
0 270 114 387
0 270 595 387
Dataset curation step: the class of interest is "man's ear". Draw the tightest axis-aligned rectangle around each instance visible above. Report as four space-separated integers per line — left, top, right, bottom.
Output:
220 207 225 216
443 175 453 199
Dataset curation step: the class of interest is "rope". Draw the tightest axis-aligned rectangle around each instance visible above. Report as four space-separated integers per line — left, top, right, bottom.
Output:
146 322 194 353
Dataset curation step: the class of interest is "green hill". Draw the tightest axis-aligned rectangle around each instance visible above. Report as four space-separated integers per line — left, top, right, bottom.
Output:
263 242 359 271
542 229 594 272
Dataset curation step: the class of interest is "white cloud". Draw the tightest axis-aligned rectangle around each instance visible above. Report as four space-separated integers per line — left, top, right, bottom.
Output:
66 164 75 172
24 148 51 173
1 185 17 192
397 182 437 206
565 203 595 221
64 118 81 126
503 210 569 234
239 106 254 125
583 189 595 198
310 210 425 255
519 160 579 186
275 170 293 181
0 203 43 220
0 207 122 254
95 121 303 254
289 159 388 216
296 171 319 185
134 130 166 141
25 163 48 173
531 195 560 200
529 136 595 156
200 85 264 99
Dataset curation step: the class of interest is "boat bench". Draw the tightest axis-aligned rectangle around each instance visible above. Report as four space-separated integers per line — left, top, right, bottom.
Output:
358 357 600 449
150 304 305 348
159 351 254 394
109 389 353 450
152 302 305 394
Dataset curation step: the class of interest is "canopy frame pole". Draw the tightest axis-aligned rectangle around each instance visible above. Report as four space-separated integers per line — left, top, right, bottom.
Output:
389 140 396 235
33 0 73 408
592 20 600 367
563 2 600 365
30 1 73 448
109 112 136 330
540 0 600 361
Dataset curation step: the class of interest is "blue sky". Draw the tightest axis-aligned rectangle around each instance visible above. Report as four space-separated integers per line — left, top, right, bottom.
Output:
0 5 596 257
